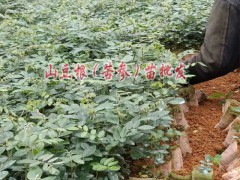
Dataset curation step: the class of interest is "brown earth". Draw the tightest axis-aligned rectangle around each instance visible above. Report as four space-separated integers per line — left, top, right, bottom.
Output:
183 69 240 180
130 69 239 179
163 69 239 180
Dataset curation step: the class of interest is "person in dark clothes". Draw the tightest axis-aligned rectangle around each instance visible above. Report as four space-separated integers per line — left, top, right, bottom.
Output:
184 0 240 84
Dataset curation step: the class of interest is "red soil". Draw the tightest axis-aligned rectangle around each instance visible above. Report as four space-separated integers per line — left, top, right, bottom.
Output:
130 69 240 179
183 69 240 179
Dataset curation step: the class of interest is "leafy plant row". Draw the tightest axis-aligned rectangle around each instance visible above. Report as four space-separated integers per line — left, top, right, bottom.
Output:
0 0 213 179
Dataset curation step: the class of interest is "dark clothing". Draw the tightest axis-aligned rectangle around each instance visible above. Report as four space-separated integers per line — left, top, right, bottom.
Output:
226 0 240 7
185 0 240 84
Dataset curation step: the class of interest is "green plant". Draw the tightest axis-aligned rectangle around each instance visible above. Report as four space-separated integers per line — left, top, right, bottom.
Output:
0 0 213 179
230 106 240 117
208 154 222 165
197 155 213 175
192 154 219 180
208 91 234 104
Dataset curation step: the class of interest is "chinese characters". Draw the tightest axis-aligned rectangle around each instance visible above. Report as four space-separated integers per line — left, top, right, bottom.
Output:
45 62 186 81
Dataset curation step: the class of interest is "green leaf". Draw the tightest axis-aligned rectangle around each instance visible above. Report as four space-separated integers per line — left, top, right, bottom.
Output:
35 142 45 151
0 147 5 155
90 135 96 140
91 129 96 135
67 127 79 131
55 128 66 132
113 130 120 141
27 167 42 180
97 130 105 138
48 131 58 138
83 145 96 157
32 149 39 155
0 171 8 179
130 147 148 159
103 158 115 166
43 163 48 171
38 154 54 161
0 160 16 171
83 125 88 132
198 62 207 67
17 159 39 164
100 158 108 165
48 157 59 163
29 161 41 167
92 164 107 171
48 166 58 175
108 166 120 171
168 97 185 105
122 55 133 62
73 158 85 164
80 132 88 138
42 176 57 180
120 127 127 138
108 161 118 167
230 106 240 114
13 149 27 157
126 121 133 130
0 157 7 163
208 92 225 99
0 89 8 92
29 135 38 143
138 125 155 130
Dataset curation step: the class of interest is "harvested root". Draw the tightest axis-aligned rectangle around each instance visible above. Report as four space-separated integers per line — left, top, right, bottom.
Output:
172 147 183 170
188 90 207 107
227 157 240 172
160 161 172 177
220 141 238 169
178 133 192 157
174 110 190 129
222 99 240 114
224 125 236 148
215 112 237 129
215 99 239 129
222 166 240 180
180 103 189 113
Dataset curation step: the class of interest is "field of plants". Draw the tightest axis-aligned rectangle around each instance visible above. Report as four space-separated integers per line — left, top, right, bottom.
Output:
2 0 239 180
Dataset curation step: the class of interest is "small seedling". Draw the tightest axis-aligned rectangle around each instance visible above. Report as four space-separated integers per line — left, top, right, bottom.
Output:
230 105 240 116
208 91 233 104
209 154 222 165
197 155 213 175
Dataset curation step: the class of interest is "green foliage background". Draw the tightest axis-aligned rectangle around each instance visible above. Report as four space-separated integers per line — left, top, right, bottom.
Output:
0 0 213 179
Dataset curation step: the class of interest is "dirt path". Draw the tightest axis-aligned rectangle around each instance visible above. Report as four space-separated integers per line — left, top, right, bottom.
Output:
183 69 240 179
